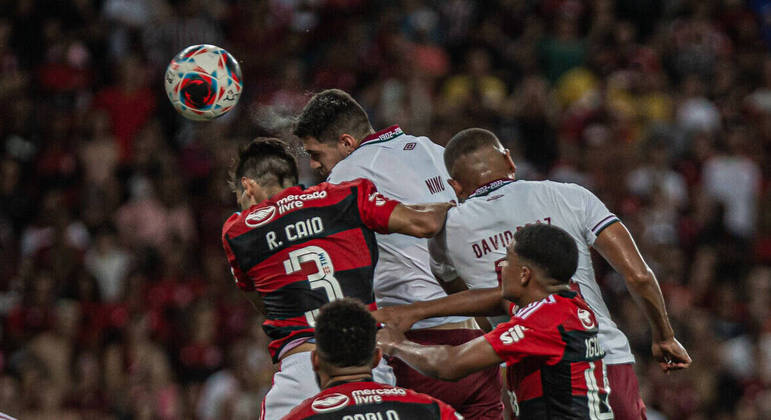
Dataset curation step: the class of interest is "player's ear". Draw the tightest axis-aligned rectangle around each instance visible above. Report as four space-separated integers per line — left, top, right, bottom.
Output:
311 350 321 372
241 177 264 203
503 149 517 176
447 178 463 198
520 264 531 286
370 348 382 369
339 133 358 151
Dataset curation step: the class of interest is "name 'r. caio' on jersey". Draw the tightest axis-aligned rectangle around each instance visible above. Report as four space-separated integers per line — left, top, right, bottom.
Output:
221 179 399 362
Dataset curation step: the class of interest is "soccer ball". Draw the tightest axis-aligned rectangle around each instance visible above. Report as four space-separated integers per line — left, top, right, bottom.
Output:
164 44 243 121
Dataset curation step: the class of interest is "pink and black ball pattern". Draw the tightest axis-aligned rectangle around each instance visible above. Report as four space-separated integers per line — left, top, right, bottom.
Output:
164 44 243 121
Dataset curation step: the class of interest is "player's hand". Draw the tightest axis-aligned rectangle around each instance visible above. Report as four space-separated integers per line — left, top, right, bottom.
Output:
372 306 420 332
652 337 691 372
376 326 407 355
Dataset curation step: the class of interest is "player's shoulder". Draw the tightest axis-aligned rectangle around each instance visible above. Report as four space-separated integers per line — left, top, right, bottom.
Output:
221 211 246 240
511 291 580 327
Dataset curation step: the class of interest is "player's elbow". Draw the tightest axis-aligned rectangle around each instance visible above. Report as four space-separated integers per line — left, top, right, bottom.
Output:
626 268 656 289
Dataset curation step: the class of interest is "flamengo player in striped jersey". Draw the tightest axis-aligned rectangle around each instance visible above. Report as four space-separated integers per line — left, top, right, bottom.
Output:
294 89 502 419
378 224 614 419
221 138 455 420
377 128 692 420
282 299 462 420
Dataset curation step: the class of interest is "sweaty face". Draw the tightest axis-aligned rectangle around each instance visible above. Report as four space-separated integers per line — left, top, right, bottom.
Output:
301 136 347 179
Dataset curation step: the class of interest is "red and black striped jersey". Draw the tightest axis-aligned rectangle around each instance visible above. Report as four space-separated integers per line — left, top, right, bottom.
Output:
282 381 463 419
222 179 399 362
485 290 614 420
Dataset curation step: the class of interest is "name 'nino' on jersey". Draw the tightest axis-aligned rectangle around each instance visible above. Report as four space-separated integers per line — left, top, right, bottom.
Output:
485 290 613 420
328 125 466 329
431 179 633 364
221 179 398 362
283 381 463 420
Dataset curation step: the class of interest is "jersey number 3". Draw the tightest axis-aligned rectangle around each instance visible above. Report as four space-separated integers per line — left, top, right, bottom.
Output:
283 246 343 326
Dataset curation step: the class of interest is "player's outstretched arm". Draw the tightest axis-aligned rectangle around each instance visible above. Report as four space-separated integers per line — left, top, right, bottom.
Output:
387 202 455 238
593 222 692 372
373 287 508 332
377 327 502 381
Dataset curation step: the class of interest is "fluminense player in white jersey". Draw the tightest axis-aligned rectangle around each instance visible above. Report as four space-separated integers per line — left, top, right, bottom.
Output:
375 128 691 420
294 90 503 419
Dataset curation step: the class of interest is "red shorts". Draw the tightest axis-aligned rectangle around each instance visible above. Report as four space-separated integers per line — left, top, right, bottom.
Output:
387 328 503 419
607 363 647 420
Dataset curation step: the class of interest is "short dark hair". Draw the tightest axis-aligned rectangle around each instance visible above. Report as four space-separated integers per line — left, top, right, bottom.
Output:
444 128 501 177
293 89 372 143
315 298 377 368
513 224 578 284
228 137 298 192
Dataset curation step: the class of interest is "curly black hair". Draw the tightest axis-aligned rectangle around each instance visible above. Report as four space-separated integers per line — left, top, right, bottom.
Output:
513 224 579 284
314 298 377 368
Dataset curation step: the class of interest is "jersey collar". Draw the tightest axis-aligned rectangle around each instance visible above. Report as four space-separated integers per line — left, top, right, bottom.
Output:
357 125 404 149
468 178 515 199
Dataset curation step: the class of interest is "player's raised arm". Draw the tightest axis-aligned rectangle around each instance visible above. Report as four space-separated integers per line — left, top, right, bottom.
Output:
387 202 455 238
593 222 692 372
377 328 502 381
373 287 509 332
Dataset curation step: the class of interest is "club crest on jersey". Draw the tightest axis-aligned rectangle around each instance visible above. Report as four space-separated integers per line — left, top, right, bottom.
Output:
577 308 595 329
311 393 349 413
368 192 387 206
245 206 277 228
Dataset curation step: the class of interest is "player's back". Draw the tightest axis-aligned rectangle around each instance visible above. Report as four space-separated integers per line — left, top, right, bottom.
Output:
438 179 633 364
283 381 462 419
486 291 613 419
221 179 397 362
328 125 465 328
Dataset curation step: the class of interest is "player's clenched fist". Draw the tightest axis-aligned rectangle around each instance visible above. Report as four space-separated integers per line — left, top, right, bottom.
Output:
372 306 422 332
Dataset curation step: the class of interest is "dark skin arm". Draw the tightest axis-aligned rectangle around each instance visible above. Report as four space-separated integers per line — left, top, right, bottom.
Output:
387 202 455 238
377 327 502 381
438 277 494 332
373 287 509 332
593 222 691 372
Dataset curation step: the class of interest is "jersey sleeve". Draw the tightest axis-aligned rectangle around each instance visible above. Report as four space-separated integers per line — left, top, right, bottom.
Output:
570 184 620 245
221 216 254 292
428 228 458 283
438 400 464 419
352 178 401 233
484 317 565 366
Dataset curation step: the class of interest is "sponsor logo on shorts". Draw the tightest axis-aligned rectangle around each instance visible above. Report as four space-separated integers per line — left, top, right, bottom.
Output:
245 206 276 228
311 393 349 413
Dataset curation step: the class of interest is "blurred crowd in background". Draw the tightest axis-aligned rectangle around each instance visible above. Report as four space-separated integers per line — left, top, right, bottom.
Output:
0 0 770 419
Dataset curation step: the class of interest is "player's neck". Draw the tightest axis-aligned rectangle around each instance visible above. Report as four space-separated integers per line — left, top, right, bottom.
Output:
321 373 374 389
263 185 287 201
474 171 514 191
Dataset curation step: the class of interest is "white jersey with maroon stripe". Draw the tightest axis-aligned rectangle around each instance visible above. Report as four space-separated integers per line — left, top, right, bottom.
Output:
430 179 634 364
328 125 468 329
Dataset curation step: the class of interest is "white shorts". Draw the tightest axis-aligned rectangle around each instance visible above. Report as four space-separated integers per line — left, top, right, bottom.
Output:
260 351 396 420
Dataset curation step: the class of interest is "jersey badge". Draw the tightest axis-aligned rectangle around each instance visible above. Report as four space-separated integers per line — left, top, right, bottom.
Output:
403 142 416 150
577 308 595 329
311 393 349 413
245 205 277 228
368 192 387 206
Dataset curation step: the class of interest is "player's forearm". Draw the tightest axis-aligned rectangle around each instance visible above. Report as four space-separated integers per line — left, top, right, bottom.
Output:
594 223 675 341
412 287 507 320
386 341 462 381
390 202 453 237
624 270 675 341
